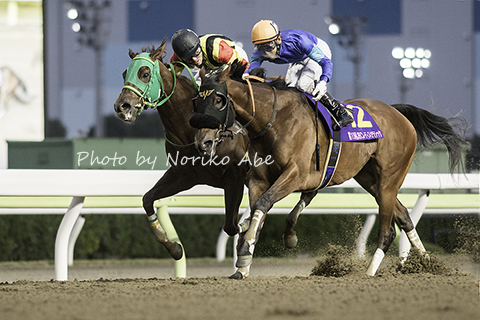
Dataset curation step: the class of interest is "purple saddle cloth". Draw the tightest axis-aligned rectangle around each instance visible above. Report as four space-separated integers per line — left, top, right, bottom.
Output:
304 94 384 141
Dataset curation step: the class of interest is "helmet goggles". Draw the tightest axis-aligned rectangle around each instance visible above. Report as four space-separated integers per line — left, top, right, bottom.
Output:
186 47 203 64
255 40 277 53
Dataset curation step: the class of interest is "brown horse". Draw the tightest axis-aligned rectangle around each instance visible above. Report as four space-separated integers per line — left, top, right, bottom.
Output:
192 62 467 279
113 40 249 260
0 67 30 119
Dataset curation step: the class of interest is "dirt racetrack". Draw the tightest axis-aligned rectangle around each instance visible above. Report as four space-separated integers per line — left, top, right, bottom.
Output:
0 252 479 320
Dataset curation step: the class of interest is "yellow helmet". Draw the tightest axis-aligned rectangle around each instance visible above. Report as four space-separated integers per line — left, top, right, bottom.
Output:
251 20 280 45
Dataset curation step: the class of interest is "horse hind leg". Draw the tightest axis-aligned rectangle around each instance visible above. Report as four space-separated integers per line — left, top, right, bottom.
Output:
283 190 318 249
365 195 431 276
393 199 428 259
365 204 398 276
355 173 400 276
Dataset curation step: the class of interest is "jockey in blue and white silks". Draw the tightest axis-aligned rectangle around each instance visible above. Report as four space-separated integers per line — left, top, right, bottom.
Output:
247 20 353 129
248 29 332 89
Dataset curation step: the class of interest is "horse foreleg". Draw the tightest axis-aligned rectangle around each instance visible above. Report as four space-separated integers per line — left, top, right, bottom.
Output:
142 169 195 260
230 208 268 279
223 170 246 236
231 167 301 279
283 190 318 249
147 212 183 260
230 231 252 279
234 209 265 269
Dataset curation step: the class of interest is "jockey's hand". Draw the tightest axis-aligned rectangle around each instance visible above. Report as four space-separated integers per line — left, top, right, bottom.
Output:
312 80 327 101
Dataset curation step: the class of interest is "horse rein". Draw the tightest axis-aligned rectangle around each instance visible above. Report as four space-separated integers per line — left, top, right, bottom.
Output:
228 75 277 140
229 76 256 136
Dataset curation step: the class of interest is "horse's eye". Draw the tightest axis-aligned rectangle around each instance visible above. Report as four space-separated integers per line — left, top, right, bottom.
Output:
215 97 223 105
142 72 150 78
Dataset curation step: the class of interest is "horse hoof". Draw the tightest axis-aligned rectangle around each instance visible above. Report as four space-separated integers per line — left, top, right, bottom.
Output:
171 242 183 260
229 271 245 280
236 255 252 268
282 234 298 249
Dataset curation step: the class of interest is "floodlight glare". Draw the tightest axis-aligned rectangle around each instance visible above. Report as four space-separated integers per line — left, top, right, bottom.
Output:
67 8 78 20
411 58 422 69
328 23 340 35
421 58 430 69
392 47 404 59
72 22 81 32
399 58 412 69
415 48 424 58
403 68 415 79
393 46 431 79
424 49 431 59
404 47 415 59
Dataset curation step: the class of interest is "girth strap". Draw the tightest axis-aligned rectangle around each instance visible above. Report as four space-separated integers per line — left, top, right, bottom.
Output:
317 128 342 189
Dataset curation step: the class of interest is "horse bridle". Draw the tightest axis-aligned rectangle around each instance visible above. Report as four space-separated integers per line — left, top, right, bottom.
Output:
191 79 236 142
122 53 199 115
219 77 277 141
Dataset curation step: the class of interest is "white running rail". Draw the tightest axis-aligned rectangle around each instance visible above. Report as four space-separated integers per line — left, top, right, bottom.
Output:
0 169 478 280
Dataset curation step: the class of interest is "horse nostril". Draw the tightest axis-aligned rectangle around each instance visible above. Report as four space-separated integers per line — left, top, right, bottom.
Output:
203 140 213 150
115 103 130 112
120 103 131 111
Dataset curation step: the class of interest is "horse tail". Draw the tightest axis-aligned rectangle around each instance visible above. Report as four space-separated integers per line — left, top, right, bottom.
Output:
391 103 468 173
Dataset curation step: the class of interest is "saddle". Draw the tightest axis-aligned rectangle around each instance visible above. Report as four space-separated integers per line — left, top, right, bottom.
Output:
303 93 384 189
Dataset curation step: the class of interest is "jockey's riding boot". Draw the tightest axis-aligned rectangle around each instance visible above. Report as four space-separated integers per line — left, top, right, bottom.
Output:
320 92 354 129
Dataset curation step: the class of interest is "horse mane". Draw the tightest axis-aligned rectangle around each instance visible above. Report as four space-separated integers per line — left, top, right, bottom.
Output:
139 38 168 63
227 60 290 90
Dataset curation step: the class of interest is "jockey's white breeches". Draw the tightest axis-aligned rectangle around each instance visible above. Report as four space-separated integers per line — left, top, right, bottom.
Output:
285 38 332 94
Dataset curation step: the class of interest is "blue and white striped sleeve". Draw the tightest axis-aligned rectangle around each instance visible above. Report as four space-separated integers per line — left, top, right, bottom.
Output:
308 45 333 82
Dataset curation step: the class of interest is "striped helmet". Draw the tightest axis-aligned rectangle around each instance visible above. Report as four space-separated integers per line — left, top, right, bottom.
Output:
251 20 280 45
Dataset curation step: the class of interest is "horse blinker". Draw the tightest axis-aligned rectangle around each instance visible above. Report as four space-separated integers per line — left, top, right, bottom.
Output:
190 80 234 130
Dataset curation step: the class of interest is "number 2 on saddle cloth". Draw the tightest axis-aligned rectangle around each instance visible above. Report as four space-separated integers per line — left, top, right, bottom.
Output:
305 93 384 189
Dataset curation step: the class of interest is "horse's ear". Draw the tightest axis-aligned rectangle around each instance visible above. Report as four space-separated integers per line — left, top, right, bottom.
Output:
218 64 232 82
151 38 168 62
150 48 162 61
128 49 137 59
199 67 206 81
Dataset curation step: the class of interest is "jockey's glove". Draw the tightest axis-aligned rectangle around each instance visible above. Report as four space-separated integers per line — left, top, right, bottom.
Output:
312 80 327 101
